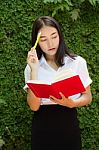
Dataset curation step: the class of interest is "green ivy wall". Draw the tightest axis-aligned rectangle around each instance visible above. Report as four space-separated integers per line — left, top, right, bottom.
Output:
0 0 99 149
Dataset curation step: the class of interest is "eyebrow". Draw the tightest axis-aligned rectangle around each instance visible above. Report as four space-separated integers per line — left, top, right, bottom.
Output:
40 32 57 38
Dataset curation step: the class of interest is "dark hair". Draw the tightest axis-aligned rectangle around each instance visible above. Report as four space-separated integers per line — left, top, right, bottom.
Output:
32 16 76 66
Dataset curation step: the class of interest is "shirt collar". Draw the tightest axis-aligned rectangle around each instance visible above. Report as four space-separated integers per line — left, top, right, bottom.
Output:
39 55 73 72
39 55 59 72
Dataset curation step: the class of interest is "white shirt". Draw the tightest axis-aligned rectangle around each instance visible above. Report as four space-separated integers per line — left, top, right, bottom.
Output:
24 55 92 105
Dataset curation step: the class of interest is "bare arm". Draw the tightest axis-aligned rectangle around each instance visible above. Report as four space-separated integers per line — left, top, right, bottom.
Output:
49 85 92 108
27 89 41 111
26 48 41 111
72 86 92 107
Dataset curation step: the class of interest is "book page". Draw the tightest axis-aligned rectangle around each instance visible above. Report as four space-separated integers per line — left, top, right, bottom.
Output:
26 80 50 85
52 68 76 82
26 69 76 85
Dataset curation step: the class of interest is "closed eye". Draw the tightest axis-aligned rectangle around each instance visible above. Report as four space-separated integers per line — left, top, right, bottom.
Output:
52 36 57 39
40 39 47 42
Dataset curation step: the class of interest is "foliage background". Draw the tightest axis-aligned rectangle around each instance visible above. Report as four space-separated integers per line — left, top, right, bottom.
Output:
0 0 99 149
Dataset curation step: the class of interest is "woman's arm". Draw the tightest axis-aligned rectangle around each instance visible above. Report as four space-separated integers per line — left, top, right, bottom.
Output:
26 48 41 111
27 89 41 111
72 86 92 107
49 85 92 108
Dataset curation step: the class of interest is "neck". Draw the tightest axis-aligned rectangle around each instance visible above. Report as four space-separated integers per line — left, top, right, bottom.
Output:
45 55 59 71
45 55 55 62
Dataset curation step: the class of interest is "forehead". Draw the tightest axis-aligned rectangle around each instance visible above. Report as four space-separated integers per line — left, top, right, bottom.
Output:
39 26 58 36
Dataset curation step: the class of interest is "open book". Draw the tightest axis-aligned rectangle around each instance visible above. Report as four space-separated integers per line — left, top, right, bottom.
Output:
26 69 85 98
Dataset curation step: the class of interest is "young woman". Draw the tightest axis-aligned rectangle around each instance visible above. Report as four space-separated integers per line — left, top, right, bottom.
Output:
24 16 92 150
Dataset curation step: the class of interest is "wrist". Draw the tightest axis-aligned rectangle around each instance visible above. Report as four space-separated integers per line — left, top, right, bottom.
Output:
30 70 38 80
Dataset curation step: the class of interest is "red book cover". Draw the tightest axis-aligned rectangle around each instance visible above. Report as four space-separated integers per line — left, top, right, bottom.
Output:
26 74 85 99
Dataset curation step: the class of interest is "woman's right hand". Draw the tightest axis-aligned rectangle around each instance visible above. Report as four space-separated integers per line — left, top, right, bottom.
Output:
27 47 39 71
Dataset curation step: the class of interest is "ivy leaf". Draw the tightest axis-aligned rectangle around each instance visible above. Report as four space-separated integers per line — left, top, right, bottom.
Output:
0 98 7 105
43 0 62 3
0 137 5 148
70 9 80 21
89 0 99 6
52 3 70 17
64 0 73 6
79 0 86 2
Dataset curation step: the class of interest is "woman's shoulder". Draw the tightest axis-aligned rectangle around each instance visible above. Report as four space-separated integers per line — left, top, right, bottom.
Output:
75 55 86 63
64 55 86 64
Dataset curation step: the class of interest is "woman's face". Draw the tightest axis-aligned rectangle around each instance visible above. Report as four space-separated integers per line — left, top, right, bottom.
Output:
38 26 59 57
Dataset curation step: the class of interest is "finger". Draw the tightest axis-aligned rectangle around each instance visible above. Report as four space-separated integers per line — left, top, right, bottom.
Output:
59 92 66 99
28 51 37 59
28 51 33 57
31 47 36 52
27 53 38 60
33 50 38 57
29 57 37 63
49 95 61 104
49 95 58 100
27 55 33 63
30 48 38 58
49 97 58 104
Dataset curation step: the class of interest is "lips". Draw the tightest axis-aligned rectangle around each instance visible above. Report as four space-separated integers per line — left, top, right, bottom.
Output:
48 48 55 51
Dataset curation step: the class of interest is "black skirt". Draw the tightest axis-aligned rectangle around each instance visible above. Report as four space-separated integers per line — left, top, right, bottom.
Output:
31 105 82 150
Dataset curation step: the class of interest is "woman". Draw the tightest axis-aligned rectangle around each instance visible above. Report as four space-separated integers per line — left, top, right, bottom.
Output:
24 16 92 150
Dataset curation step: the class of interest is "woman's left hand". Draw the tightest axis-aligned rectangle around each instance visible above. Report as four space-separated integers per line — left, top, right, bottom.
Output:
49 92 76 108
49 86 92 108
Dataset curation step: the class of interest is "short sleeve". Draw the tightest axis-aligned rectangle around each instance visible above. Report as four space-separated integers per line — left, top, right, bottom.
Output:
77 56 92 88
24 64 31 83
23 64 31 91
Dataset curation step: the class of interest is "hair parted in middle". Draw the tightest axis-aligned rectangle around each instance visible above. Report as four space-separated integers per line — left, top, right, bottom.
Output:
32 16 76 66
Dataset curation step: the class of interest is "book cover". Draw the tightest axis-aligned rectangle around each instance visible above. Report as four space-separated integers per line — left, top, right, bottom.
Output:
26 69 85 98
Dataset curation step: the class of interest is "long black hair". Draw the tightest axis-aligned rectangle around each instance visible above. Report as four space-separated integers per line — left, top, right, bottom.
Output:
32 16 76 66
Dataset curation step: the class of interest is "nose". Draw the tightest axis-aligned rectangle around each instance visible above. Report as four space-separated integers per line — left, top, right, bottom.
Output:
47 38 53 48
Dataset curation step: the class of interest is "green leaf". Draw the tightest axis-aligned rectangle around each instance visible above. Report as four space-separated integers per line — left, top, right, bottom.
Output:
52 3 71 17
43 0 62 3
0 137 5 148
70 9 80 21
89 0 99 6
0 98 7 105
64 0 73 6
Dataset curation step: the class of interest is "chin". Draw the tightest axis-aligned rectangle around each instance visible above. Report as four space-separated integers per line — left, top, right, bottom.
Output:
49 50 57 55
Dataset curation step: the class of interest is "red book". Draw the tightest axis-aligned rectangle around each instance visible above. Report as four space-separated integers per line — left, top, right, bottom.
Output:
26 69 85 99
